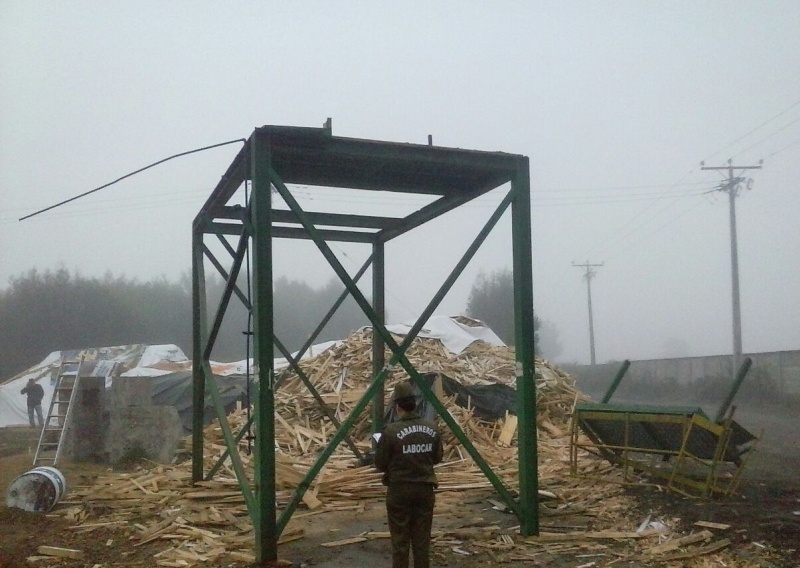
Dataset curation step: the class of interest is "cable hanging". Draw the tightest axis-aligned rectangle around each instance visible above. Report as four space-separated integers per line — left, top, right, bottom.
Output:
243 176 255 454
19 138 246 221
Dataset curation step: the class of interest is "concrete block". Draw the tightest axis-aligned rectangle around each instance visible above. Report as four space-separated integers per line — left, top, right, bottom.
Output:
110 376 153 407
108 406 183 464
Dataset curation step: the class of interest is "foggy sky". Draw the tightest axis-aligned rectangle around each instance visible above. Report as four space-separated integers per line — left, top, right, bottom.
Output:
2 2 799 364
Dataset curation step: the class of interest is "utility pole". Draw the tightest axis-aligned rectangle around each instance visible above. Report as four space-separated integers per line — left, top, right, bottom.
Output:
573 260 604 365
701 158 762 380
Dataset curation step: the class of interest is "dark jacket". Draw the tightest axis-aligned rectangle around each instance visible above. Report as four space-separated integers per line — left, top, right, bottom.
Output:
21 383 44 407
375 412 443 486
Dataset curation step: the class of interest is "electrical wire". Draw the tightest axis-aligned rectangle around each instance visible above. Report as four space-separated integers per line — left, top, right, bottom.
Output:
603 199 706 263
700 97 800 164
579 170 702 261
578 102 800 263
730 116 800 159
764 137 800 159
18 138 246 221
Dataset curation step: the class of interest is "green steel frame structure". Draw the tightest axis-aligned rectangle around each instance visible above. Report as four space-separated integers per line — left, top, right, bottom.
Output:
191 124 538 563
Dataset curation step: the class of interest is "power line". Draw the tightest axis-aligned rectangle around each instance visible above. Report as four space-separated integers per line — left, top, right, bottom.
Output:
533 181 708 193
19 138 246 221
580 102 799 262
764 136 800 159
700 97 800 164
603 198 704 263
580 171 702 260
730 116 800 159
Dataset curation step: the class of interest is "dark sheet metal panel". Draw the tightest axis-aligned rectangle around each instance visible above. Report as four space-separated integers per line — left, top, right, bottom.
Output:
197 126 524 223
258 125 520 195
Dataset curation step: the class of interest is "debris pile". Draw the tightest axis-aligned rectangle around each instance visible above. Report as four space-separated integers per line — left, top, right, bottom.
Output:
51 328 776 566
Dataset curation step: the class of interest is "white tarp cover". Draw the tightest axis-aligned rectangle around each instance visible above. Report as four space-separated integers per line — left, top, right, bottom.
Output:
385 315 505 354
0 316 503 427
0 344 242 427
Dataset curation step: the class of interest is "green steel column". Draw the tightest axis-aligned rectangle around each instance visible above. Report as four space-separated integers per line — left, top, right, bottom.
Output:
511 157 539 536
601 360 631 404
250 132 278 562
191 224 208 483
372 241 385 432
715 357 753 423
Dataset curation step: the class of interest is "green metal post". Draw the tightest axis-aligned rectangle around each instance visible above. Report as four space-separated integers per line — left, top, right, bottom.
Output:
251 132 278 562
714 357 753 423
511 157 539 536
601 360 631 404
191 225 207 483
372 241 386 433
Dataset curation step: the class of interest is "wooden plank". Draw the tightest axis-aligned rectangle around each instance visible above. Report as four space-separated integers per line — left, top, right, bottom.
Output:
302 489 322 509
693 520 731 530
646 530 713 554
498 414 517 446
321 536 368 547
37 546 84 560
526 531 651 542
49 329 760 567
660 538 732 561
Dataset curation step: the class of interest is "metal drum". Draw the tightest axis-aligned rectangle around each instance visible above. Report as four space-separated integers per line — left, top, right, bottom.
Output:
5 466 67 513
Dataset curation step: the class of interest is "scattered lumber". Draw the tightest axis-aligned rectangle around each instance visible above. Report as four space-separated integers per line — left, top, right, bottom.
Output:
47 327 769 567
646 530 714 554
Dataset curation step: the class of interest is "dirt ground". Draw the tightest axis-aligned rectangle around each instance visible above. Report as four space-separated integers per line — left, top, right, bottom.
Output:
1 402 799 567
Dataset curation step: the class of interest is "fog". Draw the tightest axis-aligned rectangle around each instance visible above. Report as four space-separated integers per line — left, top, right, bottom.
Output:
2 2 799 364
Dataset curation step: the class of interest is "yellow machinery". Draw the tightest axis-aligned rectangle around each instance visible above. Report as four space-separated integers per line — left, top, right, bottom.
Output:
570 359 759 497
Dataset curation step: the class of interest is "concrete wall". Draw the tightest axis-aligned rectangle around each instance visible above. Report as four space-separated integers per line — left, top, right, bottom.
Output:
564 349 800 396
65 375 183 464
67 376 107 462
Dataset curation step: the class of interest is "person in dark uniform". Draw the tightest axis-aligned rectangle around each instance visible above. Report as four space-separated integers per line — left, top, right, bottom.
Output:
21 378 45 427
375 381 443 568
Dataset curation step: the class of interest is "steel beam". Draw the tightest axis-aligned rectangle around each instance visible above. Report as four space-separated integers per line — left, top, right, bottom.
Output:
191 226 207 483
511 157 538 535
371 241 386 433
251 132 278 562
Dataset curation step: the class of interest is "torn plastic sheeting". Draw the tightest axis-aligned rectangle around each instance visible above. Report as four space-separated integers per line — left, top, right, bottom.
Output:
386 373 517 423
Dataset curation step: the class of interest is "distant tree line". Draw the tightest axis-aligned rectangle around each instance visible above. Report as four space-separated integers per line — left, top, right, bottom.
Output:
0 268 192 379
0 265 559 380
465 268 546 356
0 268 369 379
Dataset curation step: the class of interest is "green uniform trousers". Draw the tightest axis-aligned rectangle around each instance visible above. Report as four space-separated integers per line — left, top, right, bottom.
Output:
386 481 435 568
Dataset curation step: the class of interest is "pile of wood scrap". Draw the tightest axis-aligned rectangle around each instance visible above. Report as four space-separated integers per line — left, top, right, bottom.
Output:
50 329 777 567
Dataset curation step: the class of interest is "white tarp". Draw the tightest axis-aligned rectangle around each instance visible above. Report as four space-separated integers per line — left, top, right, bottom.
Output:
386 315 505 354
0 316 504 427
0 371 57 428
0 344 184 427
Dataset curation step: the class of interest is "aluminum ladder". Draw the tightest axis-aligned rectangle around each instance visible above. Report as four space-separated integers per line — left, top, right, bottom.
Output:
33 356 84 466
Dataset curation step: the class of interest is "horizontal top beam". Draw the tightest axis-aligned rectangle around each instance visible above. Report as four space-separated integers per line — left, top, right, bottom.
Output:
196 125 526 221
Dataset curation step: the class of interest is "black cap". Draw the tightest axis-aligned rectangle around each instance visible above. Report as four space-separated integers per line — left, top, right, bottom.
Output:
392 382 415 401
